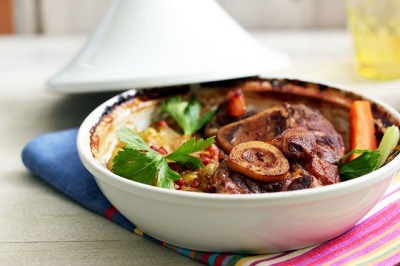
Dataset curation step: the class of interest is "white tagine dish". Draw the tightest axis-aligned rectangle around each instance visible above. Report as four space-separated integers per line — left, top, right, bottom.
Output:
77 78 400 253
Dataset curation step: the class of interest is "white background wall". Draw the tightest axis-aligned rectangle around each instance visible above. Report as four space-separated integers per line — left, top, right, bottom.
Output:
13 0 347 34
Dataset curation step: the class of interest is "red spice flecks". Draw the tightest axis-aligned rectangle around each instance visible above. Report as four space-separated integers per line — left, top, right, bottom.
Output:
150 145 168 156
175 179 185 190
105 206 117 220
190 178 201 189
199 154 213 166
206 144 220 159
206 145 215 157
157 120 168 129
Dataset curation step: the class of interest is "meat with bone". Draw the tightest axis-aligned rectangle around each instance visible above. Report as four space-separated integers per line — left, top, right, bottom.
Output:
216 103 345 164
211 103 344 193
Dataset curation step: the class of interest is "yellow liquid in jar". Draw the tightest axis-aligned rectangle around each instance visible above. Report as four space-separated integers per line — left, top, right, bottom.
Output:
347 10 400 80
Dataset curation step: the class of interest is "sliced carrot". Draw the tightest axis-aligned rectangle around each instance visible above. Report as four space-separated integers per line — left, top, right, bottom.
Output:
349 100 377 160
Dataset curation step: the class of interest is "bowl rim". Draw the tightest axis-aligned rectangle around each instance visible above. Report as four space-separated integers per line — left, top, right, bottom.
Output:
77 79 400 205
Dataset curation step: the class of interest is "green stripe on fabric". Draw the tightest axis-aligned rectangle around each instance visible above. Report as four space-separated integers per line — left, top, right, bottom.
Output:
224 255 247 266
357 241 400 266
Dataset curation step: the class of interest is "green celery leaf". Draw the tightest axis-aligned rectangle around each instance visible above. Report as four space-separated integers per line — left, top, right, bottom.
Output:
338 149 381 181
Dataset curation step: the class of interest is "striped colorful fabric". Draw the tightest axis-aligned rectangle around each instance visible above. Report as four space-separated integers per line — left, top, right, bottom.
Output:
22 129 400 266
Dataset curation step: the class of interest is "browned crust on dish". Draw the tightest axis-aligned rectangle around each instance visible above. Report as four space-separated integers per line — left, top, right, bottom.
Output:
89 77 400 163
90 96 160 159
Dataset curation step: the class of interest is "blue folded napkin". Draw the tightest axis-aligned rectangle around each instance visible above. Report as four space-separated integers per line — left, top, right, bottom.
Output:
21 128 134 230
21 129 400 266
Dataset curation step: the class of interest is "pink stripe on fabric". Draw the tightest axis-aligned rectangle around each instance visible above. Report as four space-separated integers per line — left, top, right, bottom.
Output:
294 203 400 265
270 201 400 265
249 251 293 266
249 186 400 266
331 224 400 265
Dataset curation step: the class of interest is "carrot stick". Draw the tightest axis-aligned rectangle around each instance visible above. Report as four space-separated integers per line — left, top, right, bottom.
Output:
349 100 377 160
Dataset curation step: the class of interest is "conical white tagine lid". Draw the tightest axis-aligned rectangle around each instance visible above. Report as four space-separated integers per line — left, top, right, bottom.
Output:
47 0 290 93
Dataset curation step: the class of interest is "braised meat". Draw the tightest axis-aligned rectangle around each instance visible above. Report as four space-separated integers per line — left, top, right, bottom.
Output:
216 103 345 164
212 159 322 194
211 103 344 193
216 106 289 153
212 160 290 194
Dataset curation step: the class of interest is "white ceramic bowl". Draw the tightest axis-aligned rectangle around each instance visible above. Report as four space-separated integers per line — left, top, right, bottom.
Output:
77 78 400 253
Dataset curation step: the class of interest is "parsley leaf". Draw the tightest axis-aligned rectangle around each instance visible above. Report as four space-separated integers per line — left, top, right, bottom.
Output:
161 96 216 136
114 127 152 152
166 136 215 170
112 147 163 185
156 163 181 189
338 149 381 181
112 127 214 189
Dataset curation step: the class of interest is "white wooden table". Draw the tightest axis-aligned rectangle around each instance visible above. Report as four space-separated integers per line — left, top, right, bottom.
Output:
1 30 399 265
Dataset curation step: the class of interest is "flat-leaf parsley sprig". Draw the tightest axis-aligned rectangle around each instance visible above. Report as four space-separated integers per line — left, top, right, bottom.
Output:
161 96 216 136
112 127 215 189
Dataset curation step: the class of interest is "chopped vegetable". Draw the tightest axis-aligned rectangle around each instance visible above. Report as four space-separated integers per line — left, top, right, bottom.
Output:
227 141 289 182
338 124 399 180
349 100 377 160
112 127 214 189
161 96 216 136
227 89 247 117
377 125 400 167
